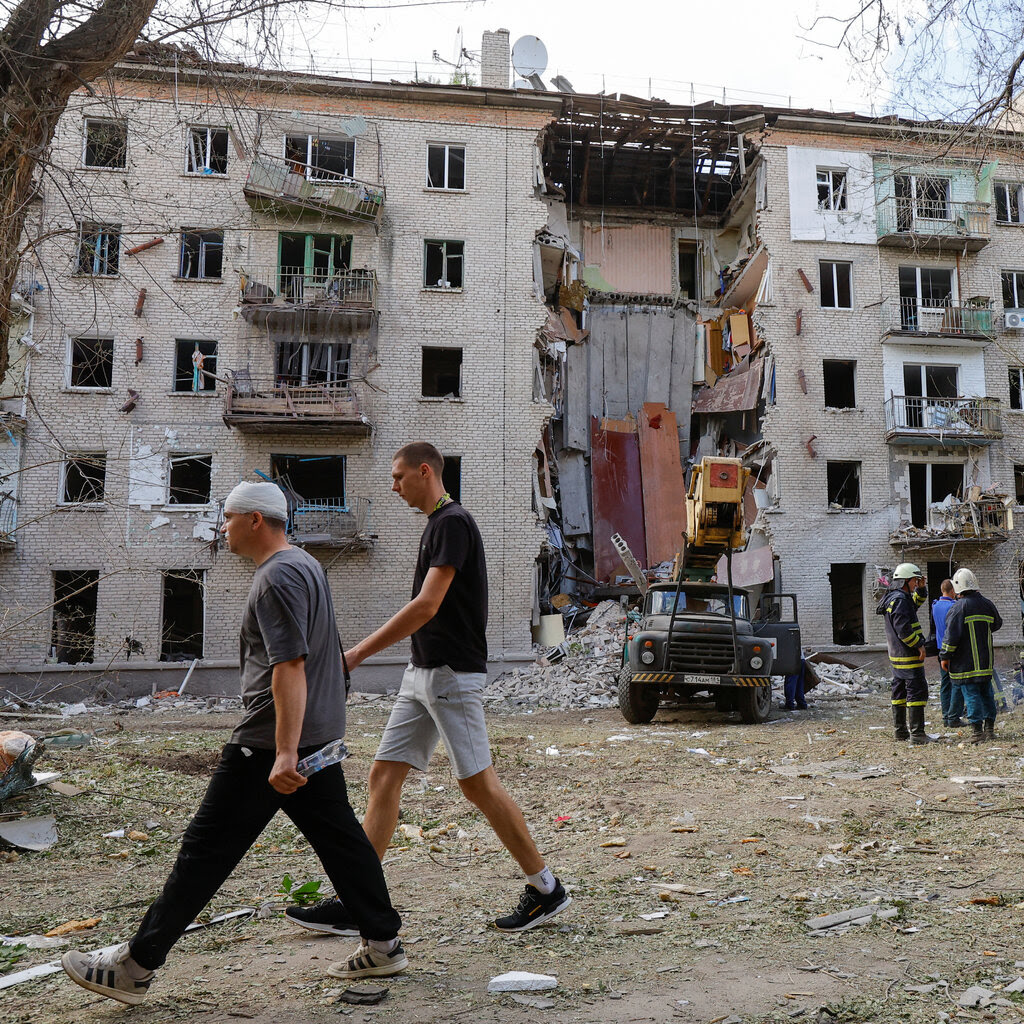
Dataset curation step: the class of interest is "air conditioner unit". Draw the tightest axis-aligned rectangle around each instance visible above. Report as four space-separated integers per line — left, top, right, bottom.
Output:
1006 310 1024 329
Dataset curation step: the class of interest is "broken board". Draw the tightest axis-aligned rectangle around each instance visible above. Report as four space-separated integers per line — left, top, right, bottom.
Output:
591 416 646 582
637 403 686 568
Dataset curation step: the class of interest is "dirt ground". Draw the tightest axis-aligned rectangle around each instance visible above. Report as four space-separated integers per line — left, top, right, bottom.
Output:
3 688 1024 1024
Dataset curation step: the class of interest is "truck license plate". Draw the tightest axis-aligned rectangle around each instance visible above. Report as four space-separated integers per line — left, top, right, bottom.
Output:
683 674 719 686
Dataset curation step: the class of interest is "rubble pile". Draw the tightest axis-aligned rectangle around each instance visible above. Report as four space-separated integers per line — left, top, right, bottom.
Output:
809 661 886 697
487 601 625 708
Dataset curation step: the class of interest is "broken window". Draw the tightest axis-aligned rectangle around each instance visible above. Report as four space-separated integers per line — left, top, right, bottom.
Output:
826 461 861 508
895 173 950 224
1002 271 1024 308
62 454 106 503
284 134 355 179
278 232 351 297
161 570 205 661
271 454 345 506
83 119 127 168
276 341 351 386
1015 465 1024 504
51 570 99 664
427 144 466 189
908 462 964 527
819 261 852 308
174 339 217 392
816 167 847 211
1010 367 1024 410
186 126 229 174
69 337 113 389
179 230 223 279
424 240 464 289
442 455 462 503
421 347 462 397
829 563 865 645
168 455 212 505
823 359 856 408
903 363 958 399
996 182 1024 224
76 223 120 275
678 242 700 300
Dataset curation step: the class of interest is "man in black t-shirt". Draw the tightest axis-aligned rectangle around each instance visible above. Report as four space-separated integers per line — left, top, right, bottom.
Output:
286 442 572 936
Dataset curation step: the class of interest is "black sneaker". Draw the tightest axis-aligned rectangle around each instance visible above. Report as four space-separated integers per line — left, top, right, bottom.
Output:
285 898 359 936
494 881 572 932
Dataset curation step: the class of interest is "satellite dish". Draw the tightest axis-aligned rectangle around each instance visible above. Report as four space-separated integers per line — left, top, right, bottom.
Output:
513 77 533 90
512 35 548 79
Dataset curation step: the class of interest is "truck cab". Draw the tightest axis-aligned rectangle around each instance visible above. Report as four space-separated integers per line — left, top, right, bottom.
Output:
618 581 800 724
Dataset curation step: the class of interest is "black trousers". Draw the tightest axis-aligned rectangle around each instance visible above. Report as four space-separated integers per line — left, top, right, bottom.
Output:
130 743 400 970
891 667 928 707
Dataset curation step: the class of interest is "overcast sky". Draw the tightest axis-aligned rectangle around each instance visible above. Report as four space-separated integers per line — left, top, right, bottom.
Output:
274 0 891 115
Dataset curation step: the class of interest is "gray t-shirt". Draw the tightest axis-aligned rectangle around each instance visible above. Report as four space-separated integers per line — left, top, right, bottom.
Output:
230 546 346 749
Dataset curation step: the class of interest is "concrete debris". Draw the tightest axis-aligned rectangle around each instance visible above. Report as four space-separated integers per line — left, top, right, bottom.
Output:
958 985 995 1008
804 905 898 936
1005 977 1024 993
1 934 69 949
488 971 558 993
337 984 389 1005
805 661 886 696
510 995 556 1009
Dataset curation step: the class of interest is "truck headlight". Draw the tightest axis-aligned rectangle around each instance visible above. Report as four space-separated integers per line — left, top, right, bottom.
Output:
640 650 655 664
749 655 764 670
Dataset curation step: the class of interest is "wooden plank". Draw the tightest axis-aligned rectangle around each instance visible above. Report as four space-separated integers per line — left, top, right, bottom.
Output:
638 403 687 567
564 342 590 452
556 450 591 536
591 416 646 580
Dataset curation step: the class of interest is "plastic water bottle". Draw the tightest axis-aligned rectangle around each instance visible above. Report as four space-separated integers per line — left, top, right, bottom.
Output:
296 738 349 777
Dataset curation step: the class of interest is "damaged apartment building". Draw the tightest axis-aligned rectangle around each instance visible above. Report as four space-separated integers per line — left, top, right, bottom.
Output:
0 36 564 682
533 97 1024 656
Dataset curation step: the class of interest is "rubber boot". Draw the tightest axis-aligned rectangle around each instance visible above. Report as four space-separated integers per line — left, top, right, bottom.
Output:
984 719 995 741
970 722 985 745
908 705 935 745
892 704 910 741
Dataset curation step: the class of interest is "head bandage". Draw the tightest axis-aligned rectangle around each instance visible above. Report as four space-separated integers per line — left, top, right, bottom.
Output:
224 481 288 521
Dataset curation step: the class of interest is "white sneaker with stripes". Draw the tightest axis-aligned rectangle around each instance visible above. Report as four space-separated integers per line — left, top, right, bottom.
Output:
326 941 408 979
61 942 154 1005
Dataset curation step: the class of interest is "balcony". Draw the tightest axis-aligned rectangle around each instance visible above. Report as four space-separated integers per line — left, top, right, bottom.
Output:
243 155 385 225
884 395 1002 446
881 298 995 344
0 495 16 549
239 267 377 333
288 496 373 551
222 375 372 435
890 498 1014 550
876 198 990 251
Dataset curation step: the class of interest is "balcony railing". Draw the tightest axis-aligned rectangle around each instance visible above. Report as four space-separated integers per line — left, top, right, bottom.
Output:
881 297 995 340
0 495 16 548
288 496 373 550
222 374 372 435
884 395 1002 444
240 267 376 312
876 198 990 250
890 499 1014 549
243 155 385 224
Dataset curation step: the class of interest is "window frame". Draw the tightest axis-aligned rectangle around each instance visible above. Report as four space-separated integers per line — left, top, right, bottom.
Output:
67 336 114 391
283 134 356 181
178 229 224 280
160 568 206 662
423 239 465 290
826 460 862 509
819 260 853 309
426 143 467 191
995 182 1024 224
82 118 127 170
1002 270 1024 308
173 339 218 394
60 452 107 506
166 454 213 507
421 345 464 398
816 167 848 211
75 222 120 277
822 358 857 409
185 126 229 176
1009 366 1024 410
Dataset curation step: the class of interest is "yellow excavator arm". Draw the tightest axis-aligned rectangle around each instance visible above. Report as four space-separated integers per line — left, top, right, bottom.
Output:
679 457 750 578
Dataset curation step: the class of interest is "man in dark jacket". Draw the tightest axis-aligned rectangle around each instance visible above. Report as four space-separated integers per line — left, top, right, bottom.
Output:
932 579 965 727
877 562 931 744
940 567 1002 744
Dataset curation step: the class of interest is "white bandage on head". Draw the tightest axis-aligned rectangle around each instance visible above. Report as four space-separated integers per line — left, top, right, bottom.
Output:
224 481 288 522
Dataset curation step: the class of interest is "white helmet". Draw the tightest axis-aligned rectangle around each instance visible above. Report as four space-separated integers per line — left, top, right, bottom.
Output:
951 568 979 594
893 562 924 581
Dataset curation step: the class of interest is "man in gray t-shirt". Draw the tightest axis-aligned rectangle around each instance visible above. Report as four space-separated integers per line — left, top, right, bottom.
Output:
61 482 406 1008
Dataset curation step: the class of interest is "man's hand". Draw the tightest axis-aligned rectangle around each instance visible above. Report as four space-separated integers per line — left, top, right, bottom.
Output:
344 646 366 670
269 750 306 794
918 646 926 662
940 659 949 672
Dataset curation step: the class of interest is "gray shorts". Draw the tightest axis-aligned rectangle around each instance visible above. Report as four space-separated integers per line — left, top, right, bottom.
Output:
374 664 491 780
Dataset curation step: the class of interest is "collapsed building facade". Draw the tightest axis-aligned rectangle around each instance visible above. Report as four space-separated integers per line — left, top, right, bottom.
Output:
2 31 1024 685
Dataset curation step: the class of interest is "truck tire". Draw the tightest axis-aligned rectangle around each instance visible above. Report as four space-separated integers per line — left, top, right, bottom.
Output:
617 664 658 724
737 684 773 724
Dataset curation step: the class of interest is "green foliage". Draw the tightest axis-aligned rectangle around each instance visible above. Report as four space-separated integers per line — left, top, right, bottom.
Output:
0 943 29 974
276 873 322 907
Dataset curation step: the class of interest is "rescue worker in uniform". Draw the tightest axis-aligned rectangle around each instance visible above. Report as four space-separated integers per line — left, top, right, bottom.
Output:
877 563 931 744
940 567 1002 744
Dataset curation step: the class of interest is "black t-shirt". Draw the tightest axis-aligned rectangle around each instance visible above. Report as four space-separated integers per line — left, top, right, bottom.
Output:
410 502 488 673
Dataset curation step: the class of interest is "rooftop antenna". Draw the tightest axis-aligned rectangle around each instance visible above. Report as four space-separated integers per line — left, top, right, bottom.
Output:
512 34 548 81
